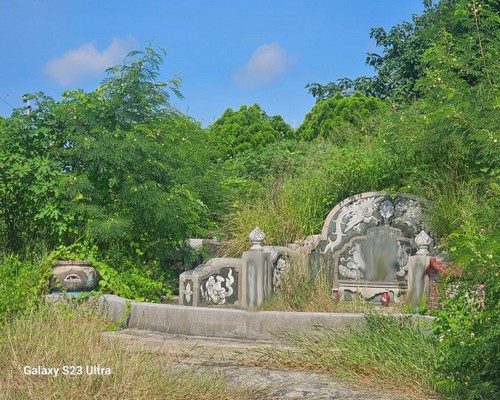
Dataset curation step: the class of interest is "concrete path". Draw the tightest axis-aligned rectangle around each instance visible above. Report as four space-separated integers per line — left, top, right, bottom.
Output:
102 329 410 400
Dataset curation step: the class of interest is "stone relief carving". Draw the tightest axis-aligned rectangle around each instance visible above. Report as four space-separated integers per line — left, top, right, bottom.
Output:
379 199 394 224
183 282 193 304
394 199 422 229
322 197 382 254
200 268 234 305
338 239 410 281
338 243 364 280
396 242 410 279
272 257 286 293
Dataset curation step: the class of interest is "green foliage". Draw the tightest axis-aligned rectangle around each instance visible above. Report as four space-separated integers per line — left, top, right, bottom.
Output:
51 243 172 302
210 104 293 156
0 95 76 251
296 93 387 141
0 252 52 321
308 0 500 103
1 46 222 271
100 46 183 130
430 181 499 399
222 138 396 256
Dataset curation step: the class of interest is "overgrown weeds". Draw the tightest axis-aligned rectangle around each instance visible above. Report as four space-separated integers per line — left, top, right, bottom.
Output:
0 304 259 400
259 253 375 313
249 314 438 399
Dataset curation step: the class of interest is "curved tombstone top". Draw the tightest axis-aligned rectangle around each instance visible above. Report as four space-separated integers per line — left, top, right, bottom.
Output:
320 191 427 248
313 191 431 283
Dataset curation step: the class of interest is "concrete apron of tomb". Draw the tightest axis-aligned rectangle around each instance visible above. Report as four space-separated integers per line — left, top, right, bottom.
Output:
101 329 404 400
90 294 432 340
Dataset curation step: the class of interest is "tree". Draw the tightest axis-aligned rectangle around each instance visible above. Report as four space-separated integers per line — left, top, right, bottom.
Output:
0 47 221 260
306 1 480 102
296 93 387 141
210 104 293 156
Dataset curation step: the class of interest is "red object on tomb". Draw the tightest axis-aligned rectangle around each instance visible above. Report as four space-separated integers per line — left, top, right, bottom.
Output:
380 292 390 307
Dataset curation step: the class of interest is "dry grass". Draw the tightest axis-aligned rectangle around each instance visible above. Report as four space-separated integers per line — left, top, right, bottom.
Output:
220 177 330 258
0 303 259 400
247 315 438 400
250 255 437 399
259 253 376 313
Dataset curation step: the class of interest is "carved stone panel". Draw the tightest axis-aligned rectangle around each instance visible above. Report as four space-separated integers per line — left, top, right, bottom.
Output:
200 267 239 306
182 280 194 306
310 192 430 286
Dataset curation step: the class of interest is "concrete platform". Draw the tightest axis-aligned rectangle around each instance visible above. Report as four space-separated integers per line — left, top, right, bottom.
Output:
101 328 288 364
102 329 410 399
45 293 433 340
98 295 369 340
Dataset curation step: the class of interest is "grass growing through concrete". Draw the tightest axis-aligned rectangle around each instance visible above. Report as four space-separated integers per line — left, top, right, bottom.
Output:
259 253 377 313
249 314 438 399
0 303 260 400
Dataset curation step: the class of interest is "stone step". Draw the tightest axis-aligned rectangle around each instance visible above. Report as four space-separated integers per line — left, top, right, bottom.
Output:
101 328 290 364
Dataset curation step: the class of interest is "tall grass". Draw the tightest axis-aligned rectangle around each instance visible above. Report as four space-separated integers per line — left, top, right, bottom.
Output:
0 304 259 400
259 253 374 313
423 178 486 239
221 140 395 257
250 314 438 399
0 250 52 321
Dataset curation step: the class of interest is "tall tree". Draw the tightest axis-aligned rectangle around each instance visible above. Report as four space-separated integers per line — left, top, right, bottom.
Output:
0 47 221 259
296 93 387 141
210 104 293 156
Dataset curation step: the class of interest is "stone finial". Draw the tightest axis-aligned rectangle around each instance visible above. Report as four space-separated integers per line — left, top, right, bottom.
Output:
249 227 265 250
415 230 432 255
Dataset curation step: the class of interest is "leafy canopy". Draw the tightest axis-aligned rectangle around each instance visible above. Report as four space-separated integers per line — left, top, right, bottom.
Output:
296 93 387 142
210 104 293 156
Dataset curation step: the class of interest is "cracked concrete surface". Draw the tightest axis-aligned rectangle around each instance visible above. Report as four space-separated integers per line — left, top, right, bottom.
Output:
101 329 415 400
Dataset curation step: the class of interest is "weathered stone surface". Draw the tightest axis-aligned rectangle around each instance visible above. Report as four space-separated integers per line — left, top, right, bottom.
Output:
306 192 432 290
102 328 416 399
241 249 272 309
179 258 242 307
51 261 97 292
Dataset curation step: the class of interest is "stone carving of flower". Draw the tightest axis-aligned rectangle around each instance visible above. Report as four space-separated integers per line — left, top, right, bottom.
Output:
206 275 227 304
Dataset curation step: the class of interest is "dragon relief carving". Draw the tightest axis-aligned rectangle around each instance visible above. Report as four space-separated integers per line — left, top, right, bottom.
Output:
396 242 410 279
322 197 382 254
394 200 423 229
200 269 234 305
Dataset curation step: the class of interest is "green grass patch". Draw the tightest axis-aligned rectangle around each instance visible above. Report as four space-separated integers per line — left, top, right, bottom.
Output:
249 314 438 399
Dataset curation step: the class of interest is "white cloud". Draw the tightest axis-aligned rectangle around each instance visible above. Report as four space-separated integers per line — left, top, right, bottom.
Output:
233 42 296 88
44 36 137 85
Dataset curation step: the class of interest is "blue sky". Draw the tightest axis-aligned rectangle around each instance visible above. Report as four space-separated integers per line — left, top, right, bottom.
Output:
0 1 424 127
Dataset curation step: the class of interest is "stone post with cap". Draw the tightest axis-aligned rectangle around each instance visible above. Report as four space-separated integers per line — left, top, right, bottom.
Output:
241 227 272 309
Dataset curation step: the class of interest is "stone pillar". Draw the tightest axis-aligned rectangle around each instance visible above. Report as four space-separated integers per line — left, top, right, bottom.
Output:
241 228 272 309
407 230 433 309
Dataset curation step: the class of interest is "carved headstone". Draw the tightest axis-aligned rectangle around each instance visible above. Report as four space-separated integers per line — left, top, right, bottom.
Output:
309 192 431 293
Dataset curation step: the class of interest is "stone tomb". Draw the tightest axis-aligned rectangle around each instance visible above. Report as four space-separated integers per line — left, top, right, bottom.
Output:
308 192 433 304
179 191 434 309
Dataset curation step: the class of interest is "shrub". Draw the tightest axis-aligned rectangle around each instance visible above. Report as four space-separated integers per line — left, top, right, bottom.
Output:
0 252 52 321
